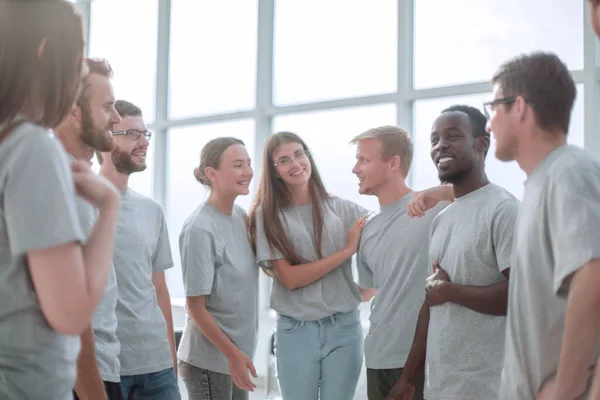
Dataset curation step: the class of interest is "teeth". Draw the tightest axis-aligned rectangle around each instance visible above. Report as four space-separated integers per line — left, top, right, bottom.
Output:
438 157 454 163
238 181 250 185
290 171 303 176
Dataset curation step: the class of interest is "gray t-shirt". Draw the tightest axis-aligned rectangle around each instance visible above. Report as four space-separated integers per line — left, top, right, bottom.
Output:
177 203 259 375
425 183 519 400
255 197 366 321
357 192 449 369
0 123 84 399
114 188 174 376
68 155 121 383
500 145 600 400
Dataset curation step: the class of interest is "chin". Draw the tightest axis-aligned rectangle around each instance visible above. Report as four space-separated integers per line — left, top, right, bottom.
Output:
495 147 515 162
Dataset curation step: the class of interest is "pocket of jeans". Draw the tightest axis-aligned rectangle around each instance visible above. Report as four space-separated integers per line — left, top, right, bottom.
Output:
336 310 360 328
277 317 300 333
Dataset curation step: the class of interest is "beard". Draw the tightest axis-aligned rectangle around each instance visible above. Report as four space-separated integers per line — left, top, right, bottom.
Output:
438 160 475 185
111 146 147 175
80 104 115 152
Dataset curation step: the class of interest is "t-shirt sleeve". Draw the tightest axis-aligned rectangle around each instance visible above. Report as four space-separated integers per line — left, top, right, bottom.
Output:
335 198 369 231
4 131 84 254
152 207 174 272
254 208 285 270
356 250 374 289
491 198 520 273
549 165 600 295
180 224 220 296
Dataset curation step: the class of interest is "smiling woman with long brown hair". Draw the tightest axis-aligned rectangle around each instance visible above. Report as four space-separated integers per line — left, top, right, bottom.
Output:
248 131 368 400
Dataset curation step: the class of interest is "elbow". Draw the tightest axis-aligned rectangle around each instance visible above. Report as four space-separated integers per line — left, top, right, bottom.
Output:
40 299 92 336
45 312 89 336
277 272 301 290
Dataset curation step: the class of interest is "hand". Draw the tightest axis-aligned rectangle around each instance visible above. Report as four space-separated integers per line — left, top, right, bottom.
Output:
425 262 451 306
71 160 120 210
537 371 594 400
407 186 452 218
386 378 415 400
344 216 367 254
227 350 257 392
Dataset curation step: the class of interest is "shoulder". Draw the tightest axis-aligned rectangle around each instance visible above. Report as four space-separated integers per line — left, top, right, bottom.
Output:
9 123 67 161
551 147 600 190
327 195 365 213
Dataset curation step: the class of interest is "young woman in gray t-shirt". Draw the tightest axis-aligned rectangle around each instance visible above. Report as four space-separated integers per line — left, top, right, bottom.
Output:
177 137 259 400
248 131 367 400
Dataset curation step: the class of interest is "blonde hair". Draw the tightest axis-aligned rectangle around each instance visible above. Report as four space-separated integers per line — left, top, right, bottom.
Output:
193 137 245 187
350 125 413 177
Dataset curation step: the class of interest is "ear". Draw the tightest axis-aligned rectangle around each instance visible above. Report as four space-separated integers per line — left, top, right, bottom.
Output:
205 166 217 184
477 135 490 154
514 96 529 122
389 154 402 170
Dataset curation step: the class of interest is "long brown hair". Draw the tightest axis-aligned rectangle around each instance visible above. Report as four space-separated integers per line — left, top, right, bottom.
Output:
248 132 329 265
0 0 85 128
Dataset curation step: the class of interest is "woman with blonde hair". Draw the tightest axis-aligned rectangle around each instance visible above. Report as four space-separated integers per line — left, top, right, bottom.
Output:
248 131 367 400
178 137 258 400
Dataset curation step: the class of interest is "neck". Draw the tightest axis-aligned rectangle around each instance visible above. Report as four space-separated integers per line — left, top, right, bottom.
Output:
207 190 236 216
515 131 567 176
451 166 489 198
288 183 312 205
100 162 130 192
54 125 95 163
376 177 411 207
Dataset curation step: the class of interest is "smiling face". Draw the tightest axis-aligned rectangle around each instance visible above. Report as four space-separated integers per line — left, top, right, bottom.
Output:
208 144 253 197
430 111 485 185
272 141 312 189
109 115 149 175
352 138 391 195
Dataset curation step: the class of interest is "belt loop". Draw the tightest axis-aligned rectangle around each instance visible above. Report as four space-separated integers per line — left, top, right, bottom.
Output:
329 314 336 324
299 320 305 327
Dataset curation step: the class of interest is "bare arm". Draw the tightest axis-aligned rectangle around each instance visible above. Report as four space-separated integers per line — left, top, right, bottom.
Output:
272 247 354 290
186 296 256 391
153 272 177 376
73 326 107 400
440 270 510 316
552 260 600 398
28 199 120 335
359 286 376 302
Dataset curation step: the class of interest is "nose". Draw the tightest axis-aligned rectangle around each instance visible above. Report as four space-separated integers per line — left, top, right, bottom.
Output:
352 162 359 175
485 120 492 133
110 105 122 124
243 164 253 178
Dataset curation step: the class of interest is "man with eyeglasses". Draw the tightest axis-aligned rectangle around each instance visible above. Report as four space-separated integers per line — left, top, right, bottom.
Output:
487 52 600 400
98 100 180 399
54 58 124 400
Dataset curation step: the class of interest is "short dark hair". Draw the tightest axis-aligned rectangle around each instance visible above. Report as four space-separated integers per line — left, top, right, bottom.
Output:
77 58 113 107
114 100 142 118
441 104 489 157
492 52 576 134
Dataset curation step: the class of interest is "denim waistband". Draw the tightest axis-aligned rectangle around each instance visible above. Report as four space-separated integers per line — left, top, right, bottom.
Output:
277 308 359 326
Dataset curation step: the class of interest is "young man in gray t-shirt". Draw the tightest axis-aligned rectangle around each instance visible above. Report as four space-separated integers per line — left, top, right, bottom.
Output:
489 52 600 400
350 125 449 400
388 105 519 400
55 58 124 400
99 100 180 399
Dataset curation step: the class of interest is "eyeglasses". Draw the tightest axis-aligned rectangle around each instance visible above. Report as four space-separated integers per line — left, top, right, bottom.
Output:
273 149 310 168
112 130 152 141
482 96 534 120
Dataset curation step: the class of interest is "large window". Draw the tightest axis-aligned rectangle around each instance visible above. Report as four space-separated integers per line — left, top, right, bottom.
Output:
273 0 398 105
168 0 258 119
412 85 585 199
273 104 397 211
165 120 256 297
413 0 584 89
88 0 159 122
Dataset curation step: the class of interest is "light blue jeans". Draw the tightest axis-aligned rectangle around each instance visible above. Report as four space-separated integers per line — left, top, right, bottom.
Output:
275 309 363 400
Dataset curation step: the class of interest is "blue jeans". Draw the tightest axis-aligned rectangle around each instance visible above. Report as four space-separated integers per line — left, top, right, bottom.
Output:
120 368 181 400
275 309 364 400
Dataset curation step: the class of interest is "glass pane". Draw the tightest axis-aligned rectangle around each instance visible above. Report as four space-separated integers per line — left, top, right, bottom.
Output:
165 120 256 298
169 0 258 118
273 0 397 106
90 143 155 199
273 104 397 212
414 0 583 89
89 0 158 121
412 86 584 199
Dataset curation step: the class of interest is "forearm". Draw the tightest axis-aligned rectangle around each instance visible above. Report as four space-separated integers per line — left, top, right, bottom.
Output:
275 247 353 289
74 326 106 400
187 298 240 359
437 184 454 202
156 288 177 369
442 280 509 316
81 203 120 307
554 261 600 398
401 301 430 382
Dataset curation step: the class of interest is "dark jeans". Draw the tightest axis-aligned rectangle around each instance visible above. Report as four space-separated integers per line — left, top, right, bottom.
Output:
120 368 181 400
178 360 247 400
367 367 425 400
73 381 124 400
